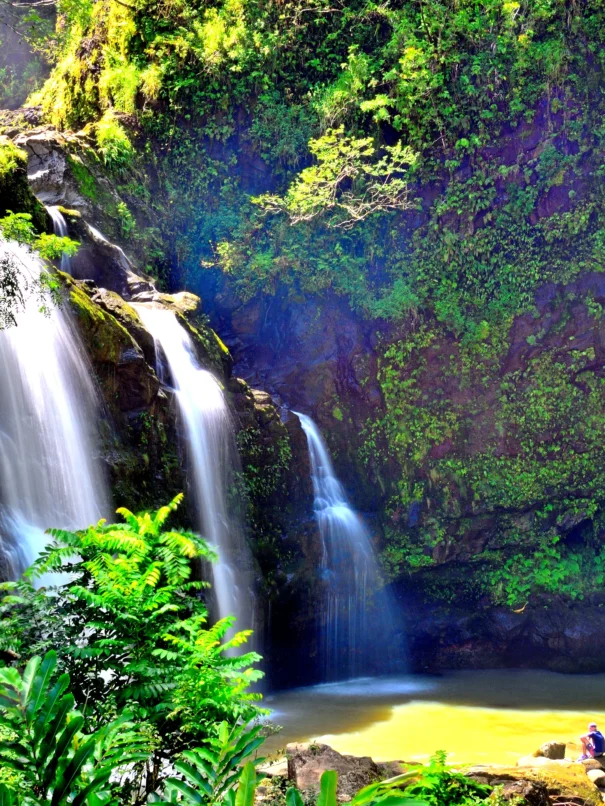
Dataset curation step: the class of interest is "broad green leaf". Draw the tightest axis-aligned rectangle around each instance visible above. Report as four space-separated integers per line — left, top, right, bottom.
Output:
218 721 230 746
42 712 83 791
21 655 42 711
165 779 204 804
286 787 304 806
173 760 214 796
0 785 15 806
71 771 112 806
51 737 97 806
318 770 338 806
235 762 256 806
27 650 57 722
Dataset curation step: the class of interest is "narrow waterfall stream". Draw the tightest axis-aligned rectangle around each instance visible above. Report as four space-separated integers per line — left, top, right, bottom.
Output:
0 240 110 574
133 304 253 632
46 206 72 271
295 412 401 681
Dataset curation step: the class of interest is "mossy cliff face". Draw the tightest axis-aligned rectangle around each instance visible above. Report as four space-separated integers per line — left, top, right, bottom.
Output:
206 101 605 673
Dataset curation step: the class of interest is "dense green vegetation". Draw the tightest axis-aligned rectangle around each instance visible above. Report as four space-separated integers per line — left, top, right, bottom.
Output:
0 496 263 801
0 496 502 805
16 0 605 607
4 0 605 622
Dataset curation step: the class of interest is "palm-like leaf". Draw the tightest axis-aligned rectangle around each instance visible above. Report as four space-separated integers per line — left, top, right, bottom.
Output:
0 651 151 806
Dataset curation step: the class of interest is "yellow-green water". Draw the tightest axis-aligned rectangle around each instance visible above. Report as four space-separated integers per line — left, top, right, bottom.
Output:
264 671 605 765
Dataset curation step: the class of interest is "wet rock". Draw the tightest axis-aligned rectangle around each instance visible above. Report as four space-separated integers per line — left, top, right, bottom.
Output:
538 742 566 760
286 743 380 800
91 288 156 365
517 756 573 769
131 288 201 317
257 759 288 778
65 275 159 412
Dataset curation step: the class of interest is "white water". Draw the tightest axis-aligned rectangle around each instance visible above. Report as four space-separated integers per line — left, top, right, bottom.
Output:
0 239 110 574
133 304 252 632
46 206 71 272
295 412 400 680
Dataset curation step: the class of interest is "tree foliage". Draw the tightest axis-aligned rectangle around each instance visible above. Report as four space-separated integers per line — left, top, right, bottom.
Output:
254 128 416 229
0 496 263 800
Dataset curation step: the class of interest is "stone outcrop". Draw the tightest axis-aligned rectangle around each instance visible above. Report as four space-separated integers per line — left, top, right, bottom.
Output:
286 743 381 801
537 742 567 760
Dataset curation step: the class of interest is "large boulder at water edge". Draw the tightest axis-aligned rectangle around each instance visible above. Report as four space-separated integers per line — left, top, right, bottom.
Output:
286 743 381 801
468 764 601 806
537 742 566 760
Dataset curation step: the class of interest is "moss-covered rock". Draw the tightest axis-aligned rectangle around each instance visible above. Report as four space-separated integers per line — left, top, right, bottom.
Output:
0 136 47 229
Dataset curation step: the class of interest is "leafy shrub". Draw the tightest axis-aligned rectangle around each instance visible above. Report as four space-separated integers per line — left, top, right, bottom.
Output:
0 496 263 798
95 113 135 175
0 651 150 806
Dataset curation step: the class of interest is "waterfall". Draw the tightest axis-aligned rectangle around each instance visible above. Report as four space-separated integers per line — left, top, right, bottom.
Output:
132 304 253 632
295 412 400 681
0 239 110 575
46 206 72 272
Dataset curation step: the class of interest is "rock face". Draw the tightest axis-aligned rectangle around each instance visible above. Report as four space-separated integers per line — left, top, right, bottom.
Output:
197 103 605 677
286 743 380 800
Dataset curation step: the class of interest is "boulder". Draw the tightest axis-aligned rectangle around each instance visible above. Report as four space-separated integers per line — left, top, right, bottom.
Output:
286 743 380 801
130 288 201 317
257 759 288 778
587 769 605 789
584 758 605 772
538 742 566 760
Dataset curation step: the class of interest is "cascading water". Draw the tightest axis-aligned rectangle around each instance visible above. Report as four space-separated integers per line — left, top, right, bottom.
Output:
133 304 253 632
295 412 401 681
0 239 110 574
46 206 71 271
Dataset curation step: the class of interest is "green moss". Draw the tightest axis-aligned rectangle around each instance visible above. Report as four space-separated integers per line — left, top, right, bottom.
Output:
0 138 26 178
67 154 99 201
332 406 343 422
64 273 134 364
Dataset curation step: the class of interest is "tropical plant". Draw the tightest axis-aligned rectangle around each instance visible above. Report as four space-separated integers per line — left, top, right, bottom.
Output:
0 650 150 806
0 213 79 262
0 496 263 800
0 211 76 329
163 721 266 805
404 752 490 806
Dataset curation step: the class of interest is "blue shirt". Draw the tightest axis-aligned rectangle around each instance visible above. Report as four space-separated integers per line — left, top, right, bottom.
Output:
590 731 605 755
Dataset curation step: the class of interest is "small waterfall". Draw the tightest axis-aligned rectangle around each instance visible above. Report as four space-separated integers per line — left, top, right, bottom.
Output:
0 239 110 574
295 412 400 681
46 206 72 272
133 304 253 632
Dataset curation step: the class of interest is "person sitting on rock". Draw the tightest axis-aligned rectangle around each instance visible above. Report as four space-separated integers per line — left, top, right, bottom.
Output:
580 723 605 759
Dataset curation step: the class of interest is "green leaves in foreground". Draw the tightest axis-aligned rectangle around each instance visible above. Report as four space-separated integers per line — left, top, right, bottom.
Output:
0 650 149 806
164 721 265 805
285 770 429 806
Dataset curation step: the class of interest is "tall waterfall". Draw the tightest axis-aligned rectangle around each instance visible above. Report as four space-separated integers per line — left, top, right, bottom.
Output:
295 412 400 681
0 240 110 574
133 304 252 632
